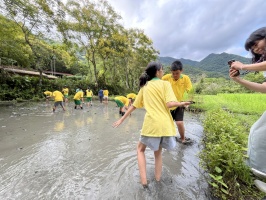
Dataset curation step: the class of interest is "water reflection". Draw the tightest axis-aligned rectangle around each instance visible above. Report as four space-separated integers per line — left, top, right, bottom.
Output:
54 114 65 132
103 104 109 119
74 112 86 128
0 102 211 200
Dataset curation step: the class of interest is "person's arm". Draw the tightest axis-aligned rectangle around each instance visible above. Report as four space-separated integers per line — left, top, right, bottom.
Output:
232 61 266 71
51 92 55 99
166 101 191 108
185 76 193 100
231 77 266 93
112 106 136 128
229 69 266 93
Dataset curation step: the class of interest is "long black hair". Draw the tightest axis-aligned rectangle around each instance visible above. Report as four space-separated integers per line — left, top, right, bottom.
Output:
245 27 266 63
139 62 162 88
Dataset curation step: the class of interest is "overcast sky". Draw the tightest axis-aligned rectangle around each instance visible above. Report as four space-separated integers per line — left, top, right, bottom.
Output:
106 0 266 61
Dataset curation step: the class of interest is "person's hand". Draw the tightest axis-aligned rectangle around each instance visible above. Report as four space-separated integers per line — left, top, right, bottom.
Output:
112 118 124 128
229 68 240 79
231 61 244 70
179 101 192 108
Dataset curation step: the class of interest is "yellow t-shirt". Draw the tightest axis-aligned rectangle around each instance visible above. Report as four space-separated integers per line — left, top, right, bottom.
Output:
52 91 64 102
127 93 137 99
86 90 93 97
115 96 129 106
73 91 84 100
62 88 69 95
133 78 177 137
44 91 52 96
103 90 109 96
162 74 192 101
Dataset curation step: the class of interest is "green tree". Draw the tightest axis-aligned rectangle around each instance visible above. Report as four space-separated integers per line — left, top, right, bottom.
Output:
1 0 65 85
0 14 32 67
60 0 122 87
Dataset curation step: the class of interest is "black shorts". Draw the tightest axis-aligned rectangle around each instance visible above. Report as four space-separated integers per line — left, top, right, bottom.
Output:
171 106 185 121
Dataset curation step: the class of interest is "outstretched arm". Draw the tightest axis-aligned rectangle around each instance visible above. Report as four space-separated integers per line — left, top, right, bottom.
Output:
229 68 266 93
231 61 266 71
112 106 136 128
166 101 192 108
230 78 266 93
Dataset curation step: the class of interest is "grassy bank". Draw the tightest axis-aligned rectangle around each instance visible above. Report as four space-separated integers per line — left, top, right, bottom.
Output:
190 93 266 199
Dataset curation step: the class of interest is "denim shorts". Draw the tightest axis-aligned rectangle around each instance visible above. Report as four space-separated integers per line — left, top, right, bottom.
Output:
139 136 177 151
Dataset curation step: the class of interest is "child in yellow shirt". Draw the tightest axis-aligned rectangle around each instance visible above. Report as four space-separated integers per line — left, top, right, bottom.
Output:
113 62 192 189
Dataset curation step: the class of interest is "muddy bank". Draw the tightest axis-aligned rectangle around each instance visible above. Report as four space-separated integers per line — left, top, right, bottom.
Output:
0 101 211 200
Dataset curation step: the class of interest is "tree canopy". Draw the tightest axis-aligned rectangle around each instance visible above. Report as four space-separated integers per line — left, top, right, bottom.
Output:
0 0 159 91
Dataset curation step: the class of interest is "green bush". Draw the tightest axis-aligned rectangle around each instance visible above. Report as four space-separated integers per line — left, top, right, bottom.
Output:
200 109 263 200
0 71 131 101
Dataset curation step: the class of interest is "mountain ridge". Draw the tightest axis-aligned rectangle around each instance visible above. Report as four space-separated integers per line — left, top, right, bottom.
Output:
158 52 251 78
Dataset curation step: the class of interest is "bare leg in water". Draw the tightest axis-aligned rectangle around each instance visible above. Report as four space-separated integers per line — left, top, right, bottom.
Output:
154 146 162 181
137 142 163 186
137 142 147 186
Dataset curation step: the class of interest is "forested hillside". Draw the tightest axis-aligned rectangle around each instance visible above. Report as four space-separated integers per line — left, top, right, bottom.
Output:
159 52 251 79
196 52 251 76
159 56 199 67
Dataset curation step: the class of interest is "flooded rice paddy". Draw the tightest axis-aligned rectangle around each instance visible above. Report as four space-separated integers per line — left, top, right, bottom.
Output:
0 101 211 200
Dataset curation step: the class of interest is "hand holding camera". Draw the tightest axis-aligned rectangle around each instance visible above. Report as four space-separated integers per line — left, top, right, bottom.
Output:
228 59 240 77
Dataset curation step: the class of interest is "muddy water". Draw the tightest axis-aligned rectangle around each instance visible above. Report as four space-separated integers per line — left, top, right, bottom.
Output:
0 101 211 200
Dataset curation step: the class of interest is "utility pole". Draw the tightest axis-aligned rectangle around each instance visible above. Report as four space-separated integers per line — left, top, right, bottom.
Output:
51 57 53 75
53 55 56 76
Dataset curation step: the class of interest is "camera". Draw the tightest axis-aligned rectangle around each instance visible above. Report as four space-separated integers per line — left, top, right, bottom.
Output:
228 59 235 67
228 59 240 76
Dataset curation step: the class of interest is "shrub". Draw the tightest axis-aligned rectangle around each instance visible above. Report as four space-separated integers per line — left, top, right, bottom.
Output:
200 109 263 199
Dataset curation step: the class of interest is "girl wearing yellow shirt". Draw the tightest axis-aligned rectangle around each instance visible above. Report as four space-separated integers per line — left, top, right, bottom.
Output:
113 62 192 189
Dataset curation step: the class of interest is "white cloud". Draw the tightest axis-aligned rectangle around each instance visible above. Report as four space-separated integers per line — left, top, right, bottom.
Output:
107 0 266 61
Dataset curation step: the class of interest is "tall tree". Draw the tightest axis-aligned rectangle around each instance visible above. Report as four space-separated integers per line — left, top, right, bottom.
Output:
0 14 32 67
1 0 65 85
115 28 159 90
60 0 122 86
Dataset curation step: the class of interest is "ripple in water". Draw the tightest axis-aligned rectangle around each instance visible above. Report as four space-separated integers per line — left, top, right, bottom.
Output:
0 102 211 200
